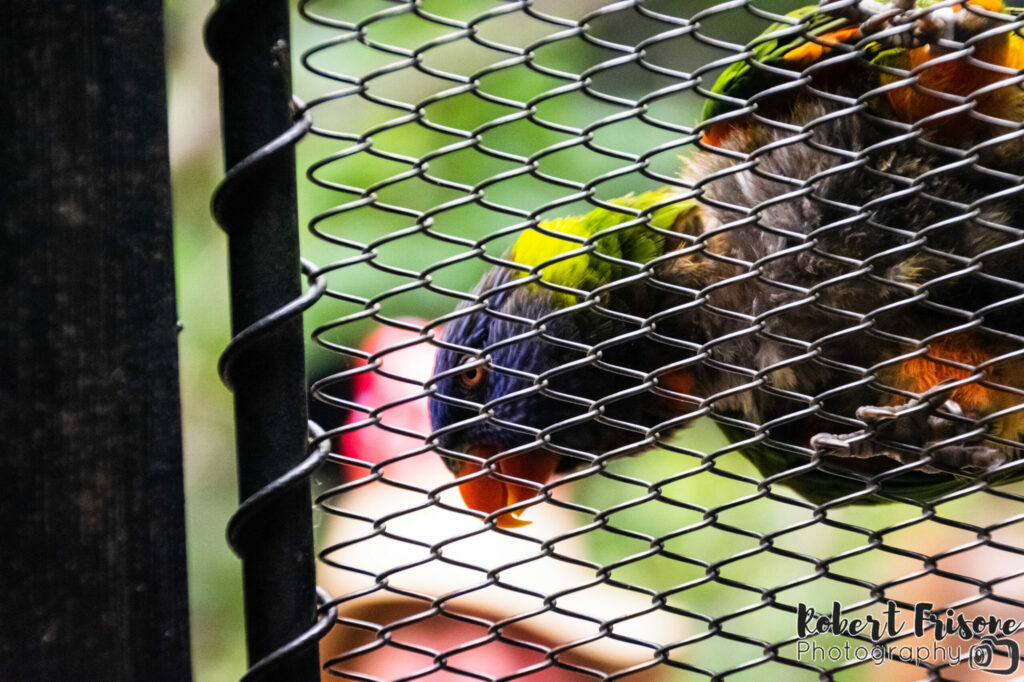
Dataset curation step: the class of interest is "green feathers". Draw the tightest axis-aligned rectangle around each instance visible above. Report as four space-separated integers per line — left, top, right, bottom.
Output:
702 0 1024 126
509 191 697 296
701 6 852 123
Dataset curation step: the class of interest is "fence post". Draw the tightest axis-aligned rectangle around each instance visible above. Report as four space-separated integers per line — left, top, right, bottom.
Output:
205 1 321 681
0 2 192 681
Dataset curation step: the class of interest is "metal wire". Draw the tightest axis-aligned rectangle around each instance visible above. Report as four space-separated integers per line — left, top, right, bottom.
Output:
291 0 1024 679
207 1 337 678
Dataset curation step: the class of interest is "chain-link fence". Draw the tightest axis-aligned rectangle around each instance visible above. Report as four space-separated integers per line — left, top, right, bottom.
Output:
217 0 1024 678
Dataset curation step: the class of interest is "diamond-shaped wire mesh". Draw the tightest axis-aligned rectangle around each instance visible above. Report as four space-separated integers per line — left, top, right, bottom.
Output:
291 0 1024 679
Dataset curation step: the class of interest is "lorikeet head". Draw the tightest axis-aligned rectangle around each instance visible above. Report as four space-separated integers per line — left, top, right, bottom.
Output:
429 268 599 528
429 192 702 527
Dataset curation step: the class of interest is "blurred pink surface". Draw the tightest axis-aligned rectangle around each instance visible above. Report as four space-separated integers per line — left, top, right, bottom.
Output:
340 320 445 480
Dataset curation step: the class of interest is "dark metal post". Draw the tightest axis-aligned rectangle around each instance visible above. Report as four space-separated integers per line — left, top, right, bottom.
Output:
206 1 320 681
0 2 192 681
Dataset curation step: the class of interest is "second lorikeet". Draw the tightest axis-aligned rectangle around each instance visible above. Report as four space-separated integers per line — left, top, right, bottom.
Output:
673 98 1024 505
690 0 1024 501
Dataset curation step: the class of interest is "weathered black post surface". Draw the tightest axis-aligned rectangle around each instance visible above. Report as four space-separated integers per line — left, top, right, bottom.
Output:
206 0 320 680
0 3 192 682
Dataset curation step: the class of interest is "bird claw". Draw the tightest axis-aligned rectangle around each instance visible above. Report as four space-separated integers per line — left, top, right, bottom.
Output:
810 430 879 458
810 432 851 451
913 6 958 44
812 433 1005 473
852 0 1002 49
855 404 903 421
854 392 962 424
933 444 1006 473
811 389 1006 474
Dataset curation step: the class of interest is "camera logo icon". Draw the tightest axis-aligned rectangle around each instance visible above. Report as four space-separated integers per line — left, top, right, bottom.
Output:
968 636 1020 675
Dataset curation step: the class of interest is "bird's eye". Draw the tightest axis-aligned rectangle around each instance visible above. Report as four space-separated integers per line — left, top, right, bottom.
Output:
459 359 487 390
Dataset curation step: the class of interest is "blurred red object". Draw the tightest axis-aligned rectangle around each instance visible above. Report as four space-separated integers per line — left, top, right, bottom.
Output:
338 320 444 482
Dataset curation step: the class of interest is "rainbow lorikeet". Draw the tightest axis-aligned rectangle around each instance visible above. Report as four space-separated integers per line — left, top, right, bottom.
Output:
691 0 1024 501
428 191 706 527
673 103 1023 506
428 1 1024 527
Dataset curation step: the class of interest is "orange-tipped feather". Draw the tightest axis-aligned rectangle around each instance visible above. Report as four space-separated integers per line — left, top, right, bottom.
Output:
884 1 1023 132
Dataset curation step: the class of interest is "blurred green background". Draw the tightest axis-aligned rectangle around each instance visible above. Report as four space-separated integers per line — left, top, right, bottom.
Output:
165 0 243 677
167 1 1024 680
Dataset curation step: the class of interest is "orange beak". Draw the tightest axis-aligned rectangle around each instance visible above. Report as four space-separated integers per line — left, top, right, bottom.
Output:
454 448 560 528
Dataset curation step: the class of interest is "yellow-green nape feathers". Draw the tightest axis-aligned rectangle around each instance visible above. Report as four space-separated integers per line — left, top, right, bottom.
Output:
509 191 698 293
